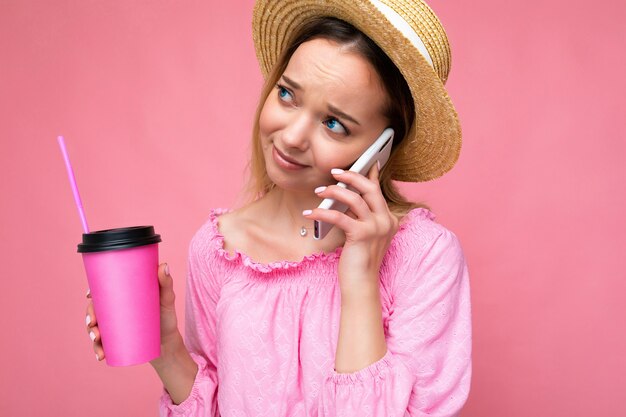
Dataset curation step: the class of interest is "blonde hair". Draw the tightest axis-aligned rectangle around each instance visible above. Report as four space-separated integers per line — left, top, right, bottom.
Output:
239 17 429 218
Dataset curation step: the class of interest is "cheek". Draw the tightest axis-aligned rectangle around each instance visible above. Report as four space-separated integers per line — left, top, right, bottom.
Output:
332 144 374 171
313 143 357 172
258 94 280 138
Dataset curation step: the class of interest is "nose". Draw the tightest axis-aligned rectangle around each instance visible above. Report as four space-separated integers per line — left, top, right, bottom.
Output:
281 111 312 151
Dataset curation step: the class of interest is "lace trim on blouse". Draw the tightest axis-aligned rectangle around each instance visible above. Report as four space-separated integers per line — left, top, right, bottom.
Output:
207 207 435 273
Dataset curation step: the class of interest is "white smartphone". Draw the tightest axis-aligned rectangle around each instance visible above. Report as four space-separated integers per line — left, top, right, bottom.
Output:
313 128 395 240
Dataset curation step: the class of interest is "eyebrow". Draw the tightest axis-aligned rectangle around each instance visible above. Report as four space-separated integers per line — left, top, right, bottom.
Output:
280 75 361 126
328 104 361 126
281 75 302 90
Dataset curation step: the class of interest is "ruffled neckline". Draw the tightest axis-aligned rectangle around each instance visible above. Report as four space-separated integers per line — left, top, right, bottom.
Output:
207 207 435 274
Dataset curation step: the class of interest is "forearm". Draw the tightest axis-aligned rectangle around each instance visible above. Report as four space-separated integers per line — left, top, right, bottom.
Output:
335 279 387 373
150 332 198 405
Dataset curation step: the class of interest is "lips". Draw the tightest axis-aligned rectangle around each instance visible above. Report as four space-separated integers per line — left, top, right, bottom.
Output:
273 146 308 168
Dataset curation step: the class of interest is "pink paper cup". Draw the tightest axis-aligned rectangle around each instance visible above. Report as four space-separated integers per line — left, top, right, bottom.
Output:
78 226 161 366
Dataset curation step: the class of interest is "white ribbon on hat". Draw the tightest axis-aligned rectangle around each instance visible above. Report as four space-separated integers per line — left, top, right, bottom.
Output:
369 0 434 68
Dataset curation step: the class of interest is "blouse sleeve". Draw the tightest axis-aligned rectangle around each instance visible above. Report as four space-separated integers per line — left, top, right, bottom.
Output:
159 229 221 417
319 227 472 417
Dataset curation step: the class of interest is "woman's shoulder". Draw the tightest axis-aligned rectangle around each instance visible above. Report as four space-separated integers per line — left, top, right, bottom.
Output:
186 208 236 260
189 206 272 263
396 207 440 237
384 208 467 292
393 207 462 255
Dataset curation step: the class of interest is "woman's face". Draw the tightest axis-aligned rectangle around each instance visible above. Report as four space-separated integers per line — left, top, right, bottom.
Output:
258 38 389 193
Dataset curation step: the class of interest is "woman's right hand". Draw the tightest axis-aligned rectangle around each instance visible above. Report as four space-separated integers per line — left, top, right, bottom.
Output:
85 263 182 362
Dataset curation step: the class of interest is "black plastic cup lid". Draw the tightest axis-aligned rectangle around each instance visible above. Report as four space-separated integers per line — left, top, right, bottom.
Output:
77 226 161 253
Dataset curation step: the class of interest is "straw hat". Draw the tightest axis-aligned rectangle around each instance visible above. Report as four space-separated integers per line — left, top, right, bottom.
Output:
252 0 461 182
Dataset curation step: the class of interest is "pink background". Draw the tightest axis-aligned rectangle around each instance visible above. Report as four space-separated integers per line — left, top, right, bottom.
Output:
1 0 624 415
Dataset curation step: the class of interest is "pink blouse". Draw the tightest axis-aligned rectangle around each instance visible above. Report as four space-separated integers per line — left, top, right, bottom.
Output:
159 207 472 416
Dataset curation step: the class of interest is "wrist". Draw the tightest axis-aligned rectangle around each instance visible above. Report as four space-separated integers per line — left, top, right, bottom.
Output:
149 331 198 405
150 331 187 371
340 280 381 305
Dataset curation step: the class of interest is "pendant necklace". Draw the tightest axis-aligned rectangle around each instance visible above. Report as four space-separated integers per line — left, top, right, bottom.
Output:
287 210 313 237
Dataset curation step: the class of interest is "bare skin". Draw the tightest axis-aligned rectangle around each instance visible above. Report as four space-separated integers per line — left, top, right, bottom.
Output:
85 37 399 404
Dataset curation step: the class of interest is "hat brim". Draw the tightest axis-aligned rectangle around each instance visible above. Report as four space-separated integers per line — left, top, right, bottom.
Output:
253 0 461 182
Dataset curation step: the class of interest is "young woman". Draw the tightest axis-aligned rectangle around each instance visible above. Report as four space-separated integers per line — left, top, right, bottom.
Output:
86 1 472 415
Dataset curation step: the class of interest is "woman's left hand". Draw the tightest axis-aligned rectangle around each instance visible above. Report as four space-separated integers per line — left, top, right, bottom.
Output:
303 162 399 292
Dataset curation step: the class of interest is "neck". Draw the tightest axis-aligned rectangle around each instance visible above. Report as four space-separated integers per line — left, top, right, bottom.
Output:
264 186 321 233
251 186 346 248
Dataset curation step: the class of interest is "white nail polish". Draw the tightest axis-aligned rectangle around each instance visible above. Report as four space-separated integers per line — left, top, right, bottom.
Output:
95 353 100 361
86 315 91 326
314 186 327 194
89 331 96 342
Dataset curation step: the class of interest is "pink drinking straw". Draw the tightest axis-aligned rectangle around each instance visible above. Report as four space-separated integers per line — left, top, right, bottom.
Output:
57 135 90 234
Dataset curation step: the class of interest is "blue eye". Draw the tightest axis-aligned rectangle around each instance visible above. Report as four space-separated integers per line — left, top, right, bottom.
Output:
324 117 347 134
276 85 293 102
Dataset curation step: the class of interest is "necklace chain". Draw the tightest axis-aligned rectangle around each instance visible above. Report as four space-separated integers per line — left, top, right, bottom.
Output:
289 214 313 237
274 193 314 237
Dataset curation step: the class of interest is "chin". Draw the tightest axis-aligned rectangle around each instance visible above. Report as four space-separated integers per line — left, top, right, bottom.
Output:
266 167 313 194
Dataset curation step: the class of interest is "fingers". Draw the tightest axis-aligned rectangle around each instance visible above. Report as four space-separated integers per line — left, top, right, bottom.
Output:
89 326 104 361
86 300 105 361
156 263 183 343
314 184 370 220
317 167 387 216
369 159 381 180
86 301 95 327
304 165 394 238
305 205 357 233
158 263 176 309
